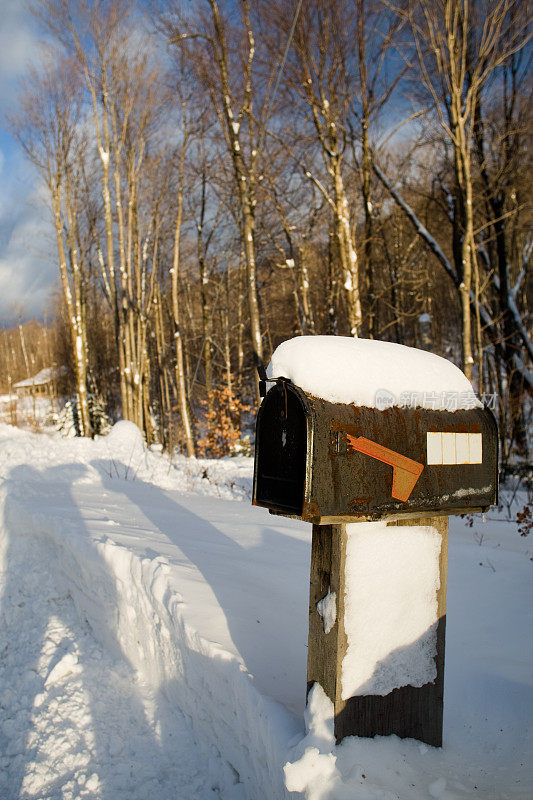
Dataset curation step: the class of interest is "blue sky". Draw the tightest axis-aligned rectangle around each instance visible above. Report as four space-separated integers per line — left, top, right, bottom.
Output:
0 0 172 328
0 0 58 327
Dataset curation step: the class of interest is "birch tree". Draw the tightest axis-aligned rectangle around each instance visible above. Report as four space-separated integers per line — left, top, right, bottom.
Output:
266 0 364 336
34 0 130 410
170 96 196 457
165 0 272 398
35 0 170 437
11 60 92 436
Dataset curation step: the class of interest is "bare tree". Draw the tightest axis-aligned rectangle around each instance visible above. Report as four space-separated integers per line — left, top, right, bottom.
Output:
34 0 173 438
170 99 196 458
34 0 131 410
471 44 532 457
259 147 319 336
11 58 92 436
350 0 407 338
9 0 529 469
164 0 275 398
266 0 363 336
405 0 531 380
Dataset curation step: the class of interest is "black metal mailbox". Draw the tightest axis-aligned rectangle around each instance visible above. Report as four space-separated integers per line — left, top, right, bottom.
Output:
253 379 498 523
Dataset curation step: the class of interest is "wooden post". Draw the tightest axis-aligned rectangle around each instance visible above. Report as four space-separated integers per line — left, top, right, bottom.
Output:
307 516 448 747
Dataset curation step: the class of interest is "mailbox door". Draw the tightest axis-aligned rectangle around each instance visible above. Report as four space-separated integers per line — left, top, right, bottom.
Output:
253 382 310 515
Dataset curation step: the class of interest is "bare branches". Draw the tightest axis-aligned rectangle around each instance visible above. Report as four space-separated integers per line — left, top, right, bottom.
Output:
7 0 530 462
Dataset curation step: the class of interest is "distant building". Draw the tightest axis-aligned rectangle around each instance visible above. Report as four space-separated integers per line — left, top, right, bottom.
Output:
13 367 66 399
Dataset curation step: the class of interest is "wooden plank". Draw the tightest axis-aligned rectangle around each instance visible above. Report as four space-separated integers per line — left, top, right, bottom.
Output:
307 524 337 703
273 507 484 525
306 524 348 705
306 517 449 747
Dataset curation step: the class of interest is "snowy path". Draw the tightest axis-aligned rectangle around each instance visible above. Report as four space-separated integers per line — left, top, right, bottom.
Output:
0 425 303 800
0 523 233 800
1 423 532 799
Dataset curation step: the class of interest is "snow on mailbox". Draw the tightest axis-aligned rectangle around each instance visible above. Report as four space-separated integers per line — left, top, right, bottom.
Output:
252 336 499 747
253 336 498 522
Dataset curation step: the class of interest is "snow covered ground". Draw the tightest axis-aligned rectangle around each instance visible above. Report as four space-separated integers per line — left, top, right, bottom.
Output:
0 422 532 799
0 395 58 430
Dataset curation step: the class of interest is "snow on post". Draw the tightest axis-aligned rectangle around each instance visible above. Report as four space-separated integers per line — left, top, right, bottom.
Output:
341 521 441 699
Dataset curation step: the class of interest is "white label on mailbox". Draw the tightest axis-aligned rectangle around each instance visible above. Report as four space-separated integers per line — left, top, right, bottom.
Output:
468 432 483 463
427 432 482 465
426 432 442 465
455 432 470 463
442 432 456 464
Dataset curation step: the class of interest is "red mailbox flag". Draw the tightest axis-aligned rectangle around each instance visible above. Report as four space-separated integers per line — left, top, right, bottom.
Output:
346 435 424 502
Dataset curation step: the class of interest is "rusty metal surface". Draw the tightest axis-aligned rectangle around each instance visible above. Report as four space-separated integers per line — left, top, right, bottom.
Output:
253 381 499 522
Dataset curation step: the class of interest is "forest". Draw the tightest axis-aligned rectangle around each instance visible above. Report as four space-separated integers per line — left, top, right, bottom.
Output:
0 0 531 468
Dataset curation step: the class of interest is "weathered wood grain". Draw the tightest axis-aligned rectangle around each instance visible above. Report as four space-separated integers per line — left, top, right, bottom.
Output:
307 516 449 747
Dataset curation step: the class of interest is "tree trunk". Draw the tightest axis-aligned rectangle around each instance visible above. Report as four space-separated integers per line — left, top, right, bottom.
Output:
64 180 92 437
358 0 375 338
328 230 339 334
334 162 362 337
208 0 263 399
237 253 246 382
53 187 91 437
298 246 315 334
197 185 214 418
171 173 195 457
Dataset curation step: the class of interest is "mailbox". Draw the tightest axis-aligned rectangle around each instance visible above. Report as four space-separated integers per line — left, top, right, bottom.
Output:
253 378 498 523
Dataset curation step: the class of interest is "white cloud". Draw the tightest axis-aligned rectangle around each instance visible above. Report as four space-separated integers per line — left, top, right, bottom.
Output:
0 163 58 325
0 26 38 80
0 0 45 106
0 1 58 325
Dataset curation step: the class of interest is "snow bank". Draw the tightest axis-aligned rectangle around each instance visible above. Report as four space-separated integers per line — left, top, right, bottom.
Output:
0 424 295 800
0 488 246 799
103 419 145 456
284 685 339 799
0 394 57 429
267 336 480 410
0 421 253 501
284 684 424 800
95 421 253 499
